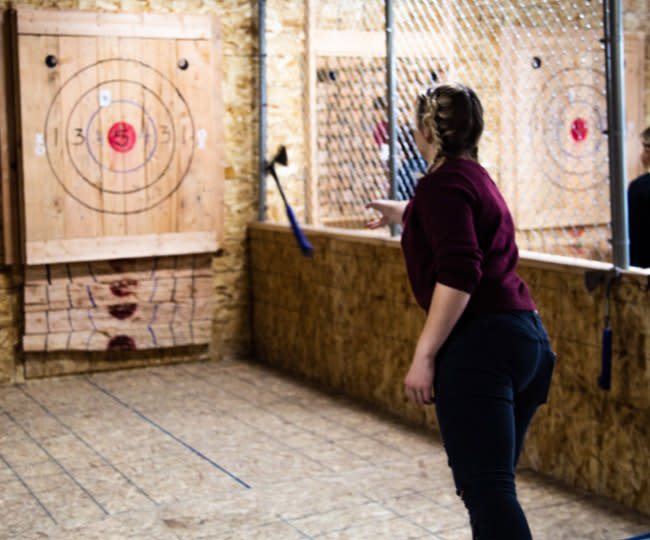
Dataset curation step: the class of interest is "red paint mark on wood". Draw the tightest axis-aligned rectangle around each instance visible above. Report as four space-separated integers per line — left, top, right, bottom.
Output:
109 279 138 297
570 118 588 142
107 335 136 350
108 122 136 153
108 303 137 320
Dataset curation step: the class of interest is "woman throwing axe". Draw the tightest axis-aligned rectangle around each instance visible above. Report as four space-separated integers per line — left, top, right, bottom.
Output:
367 83 555 540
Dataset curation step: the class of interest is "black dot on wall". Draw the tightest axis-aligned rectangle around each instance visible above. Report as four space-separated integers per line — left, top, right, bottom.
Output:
531 56 542 69
45 55 58 68
177 58 189 70
430 70 438 82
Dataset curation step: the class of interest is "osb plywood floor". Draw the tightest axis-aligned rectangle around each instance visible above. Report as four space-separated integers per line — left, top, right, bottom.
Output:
0 360 648 540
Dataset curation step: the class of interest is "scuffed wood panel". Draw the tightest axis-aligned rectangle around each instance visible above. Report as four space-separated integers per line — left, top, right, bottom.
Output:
23 253 214 351
15 7 224 264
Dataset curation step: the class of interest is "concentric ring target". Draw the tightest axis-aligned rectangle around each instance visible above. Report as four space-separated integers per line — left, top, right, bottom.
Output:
44 58 194 214
65 81 175 194
530 67 607 192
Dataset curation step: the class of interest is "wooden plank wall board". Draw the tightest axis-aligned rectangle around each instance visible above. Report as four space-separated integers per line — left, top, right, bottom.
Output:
23 321 212 352
14 7 224 264
23 253 214 352
623 33 646 183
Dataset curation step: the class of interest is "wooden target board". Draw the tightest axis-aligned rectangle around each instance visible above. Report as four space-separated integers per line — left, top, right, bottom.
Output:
499 29 645 234
499 29 611 230
15 8 224 264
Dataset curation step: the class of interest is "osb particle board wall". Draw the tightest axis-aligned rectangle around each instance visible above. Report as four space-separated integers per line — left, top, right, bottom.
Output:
249 222 650 515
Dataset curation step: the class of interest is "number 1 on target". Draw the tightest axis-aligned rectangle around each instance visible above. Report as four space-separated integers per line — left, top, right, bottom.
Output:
35 133 45 156
99 89 112 107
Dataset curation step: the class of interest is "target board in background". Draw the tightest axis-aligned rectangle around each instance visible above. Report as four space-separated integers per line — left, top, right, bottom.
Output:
15 8 224 264
498 29 637 231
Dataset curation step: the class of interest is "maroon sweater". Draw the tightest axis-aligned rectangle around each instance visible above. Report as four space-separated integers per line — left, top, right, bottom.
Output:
400 158 536 314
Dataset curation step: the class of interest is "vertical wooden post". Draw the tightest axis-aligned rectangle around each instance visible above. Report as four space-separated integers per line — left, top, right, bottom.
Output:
1 9 21 265
304 0 319 225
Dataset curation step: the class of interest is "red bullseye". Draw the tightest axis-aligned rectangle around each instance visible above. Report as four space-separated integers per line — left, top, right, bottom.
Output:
108 122 136 153
570 118 588 142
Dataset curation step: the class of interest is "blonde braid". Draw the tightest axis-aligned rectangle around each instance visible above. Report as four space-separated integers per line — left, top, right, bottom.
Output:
420 93 444 172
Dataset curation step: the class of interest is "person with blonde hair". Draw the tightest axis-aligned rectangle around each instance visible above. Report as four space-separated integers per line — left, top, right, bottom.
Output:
628 126 650 267
366 83 555 540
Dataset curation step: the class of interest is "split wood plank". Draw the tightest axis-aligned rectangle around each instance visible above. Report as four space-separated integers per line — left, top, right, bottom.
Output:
24 297 213 334
312 30 454 59
23 320 212 352
25 232 218 265
24 275 213 311
25 253 212 283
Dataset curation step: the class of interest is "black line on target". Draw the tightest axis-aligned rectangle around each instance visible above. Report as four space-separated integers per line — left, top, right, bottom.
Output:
43 58 196 215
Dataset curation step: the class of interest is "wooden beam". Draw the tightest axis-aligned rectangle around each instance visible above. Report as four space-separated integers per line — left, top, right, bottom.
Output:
26 231 218 265
623 32 646 184
305 0 319 225
313 30 452 58
16 7 217 40
24 253 213 283
24 275 213 311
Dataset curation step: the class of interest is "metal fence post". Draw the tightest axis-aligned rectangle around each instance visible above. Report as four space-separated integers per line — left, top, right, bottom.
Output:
604 0 629 268
386 0 399 236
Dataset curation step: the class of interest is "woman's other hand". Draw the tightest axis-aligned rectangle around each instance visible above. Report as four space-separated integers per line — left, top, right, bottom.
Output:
404 353 435 405
365 199 408 229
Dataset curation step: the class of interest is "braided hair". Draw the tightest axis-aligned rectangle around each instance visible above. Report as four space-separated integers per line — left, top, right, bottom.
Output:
415 83 484 172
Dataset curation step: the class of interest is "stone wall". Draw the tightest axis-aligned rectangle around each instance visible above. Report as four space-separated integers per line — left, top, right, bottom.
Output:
250 222 650 515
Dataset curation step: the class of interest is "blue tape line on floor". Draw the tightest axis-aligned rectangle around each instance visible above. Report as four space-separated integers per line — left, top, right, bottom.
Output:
623 534 650 540
85 377 251 489
0 426 58 525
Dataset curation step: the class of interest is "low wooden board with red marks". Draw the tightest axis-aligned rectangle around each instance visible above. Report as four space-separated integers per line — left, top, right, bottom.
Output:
22 254 213 352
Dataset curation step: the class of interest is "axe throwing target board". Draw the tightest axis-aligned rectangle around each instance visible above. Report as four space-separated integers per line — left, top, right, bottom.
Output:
15 8 224 264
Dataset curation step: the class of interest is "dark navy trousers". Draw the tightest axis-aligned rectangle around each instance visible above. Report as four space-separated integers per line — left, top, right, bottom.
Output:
434 310 555 540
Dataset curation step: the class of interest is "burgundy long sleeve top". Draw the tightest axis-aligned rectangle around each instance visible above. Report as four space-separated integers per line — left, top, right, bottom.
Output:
400 158 536 314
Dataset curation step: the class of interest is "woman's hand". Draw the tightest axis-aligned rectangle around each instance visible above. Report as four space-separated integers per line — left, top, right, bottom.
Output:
405 283 471 406
365 199 408 229
404 353 435 405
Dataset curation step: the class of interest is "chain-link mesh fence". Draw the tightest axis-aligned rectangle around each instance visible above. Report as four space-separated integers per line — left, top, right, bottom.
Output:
305 0 645 262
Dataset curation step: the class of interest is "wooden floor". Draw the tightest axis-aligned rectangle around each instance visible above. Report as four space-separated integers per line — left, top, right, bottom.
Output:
0 359 648 539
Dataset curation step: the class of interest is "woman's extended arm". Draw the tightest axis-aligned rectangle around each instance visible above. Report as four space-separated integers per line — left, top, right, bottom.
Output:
365 199 409 229
404 282 470 405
